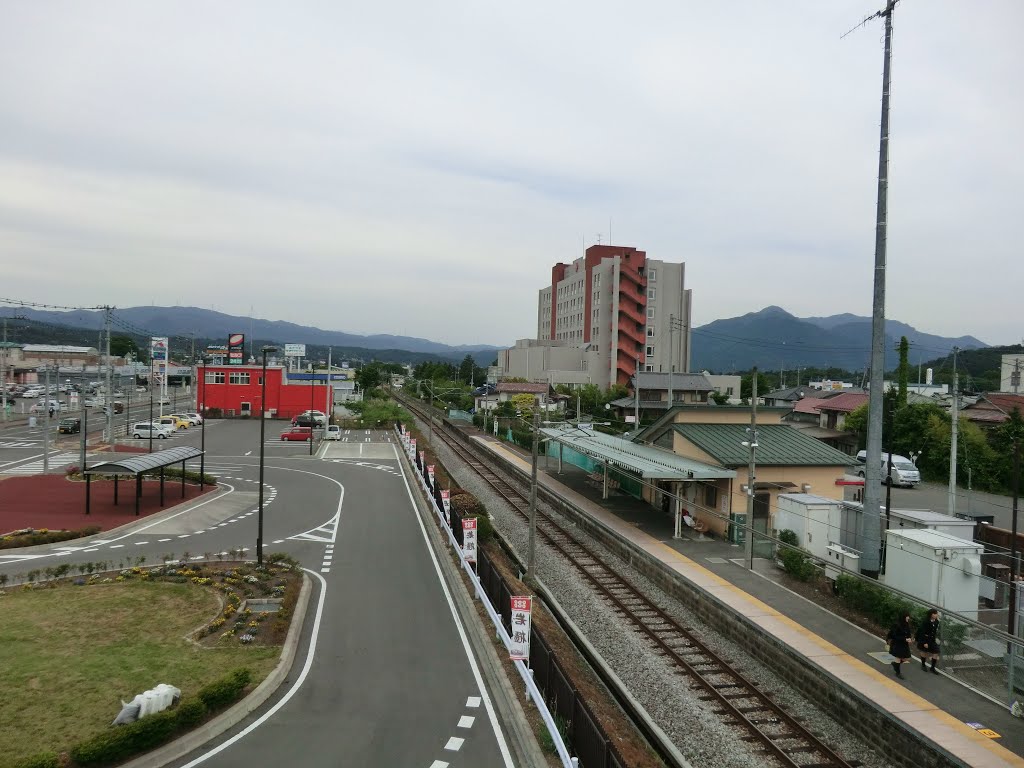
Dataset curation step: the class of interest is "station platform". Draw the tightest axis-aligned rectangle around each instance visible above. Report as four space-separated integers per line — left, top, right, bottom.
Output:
468 431 1024 768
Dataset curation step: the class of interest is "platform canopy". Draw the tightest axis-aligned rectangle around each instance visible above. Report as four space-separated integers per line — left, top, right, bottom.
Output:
84 446 204 476
539 425 735 481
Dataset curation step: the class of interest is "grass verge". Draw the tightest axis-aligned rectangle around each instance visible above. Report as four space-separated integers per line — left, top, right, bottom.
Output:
0 580 280 766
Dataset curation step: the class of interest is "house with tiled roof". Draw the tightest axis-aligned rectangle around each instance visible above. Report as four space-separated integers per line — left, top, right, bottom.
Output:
636 413 856 545
815 392 868 431
476 382 557 413
963 394 1024 429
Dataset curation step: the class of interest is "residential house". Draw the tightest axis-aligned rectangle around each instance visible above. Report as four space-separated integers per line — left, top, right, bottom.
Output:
630 405 853 546
475 382 556 413
815 392 868 432
607 371 716 425
962 394 1024 430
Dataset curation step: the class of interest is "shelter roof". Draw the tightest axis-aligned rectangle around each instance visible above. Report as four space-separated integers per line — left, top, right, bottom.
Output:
22 344 97 354
84 447 204 476
672 424 857 467
539 425 735 481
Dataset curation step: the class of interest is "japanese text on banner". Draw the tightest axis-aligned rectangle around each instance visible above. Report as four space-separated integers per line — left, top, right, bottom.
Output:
462 517 477 563
509 596 532 661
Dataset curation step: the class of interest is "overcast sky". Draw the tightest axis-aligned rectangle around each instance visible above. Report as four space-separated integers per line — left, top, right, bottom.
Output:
1 1 1020 347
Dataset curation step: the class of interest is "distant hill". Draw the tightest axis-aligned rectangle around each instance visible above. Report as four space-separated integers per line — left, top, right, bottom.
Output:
0 306 502 365
693 306 987 373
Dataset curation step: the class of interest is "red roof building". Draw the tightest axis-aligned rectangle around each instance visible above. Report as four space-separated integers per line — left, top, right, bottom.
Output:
963 393 1024 428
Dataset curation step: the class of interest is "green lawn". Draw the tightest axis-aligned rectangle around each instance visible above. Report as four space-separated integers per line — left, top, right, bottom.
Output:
0 581 280 765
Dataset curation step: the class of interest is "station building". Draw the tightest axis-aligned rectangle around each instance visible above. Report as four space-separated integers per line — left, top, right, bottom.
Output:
197 364 332 420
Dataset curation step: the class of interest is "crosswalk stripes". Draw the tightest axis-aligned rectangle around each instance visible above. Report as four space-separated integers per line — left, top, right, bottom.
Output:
2 452 83 475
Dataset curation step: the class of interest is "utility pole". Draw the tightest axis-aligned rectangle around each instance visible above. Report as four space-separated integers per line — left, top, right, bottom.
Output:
634 356 640 430
42 364 50 473
949 347 960 517
849 0 897 577
667 314 674 409
744 367 759 569
526 410 540 582
104 307 113 443
1 317 8 422
1009 439 1020 642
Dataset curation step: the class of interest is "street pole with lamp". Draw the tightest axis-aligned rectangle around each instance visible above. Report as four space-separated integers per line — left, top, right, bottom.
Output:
148 391 154 453
257 346 277 565
1009 439 1021 643
743 367 758 569
199 360 206 490
309 364 315 456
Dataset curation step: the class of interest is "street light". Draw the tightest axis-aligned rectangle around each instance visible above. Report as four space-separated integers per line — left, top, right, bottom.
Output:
743 366 758 569
257 346 278 566
526 410 540 582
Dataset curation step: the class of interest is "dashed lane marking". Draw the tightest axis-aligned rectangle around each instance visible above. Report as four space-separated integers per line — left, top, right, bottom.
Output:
457 716 475 728
443 737 464 751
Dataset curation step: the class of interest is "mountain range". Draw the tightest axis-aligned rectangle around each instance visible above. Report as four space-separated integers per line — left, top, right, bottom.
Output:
1 304 986 373
690 306 986 373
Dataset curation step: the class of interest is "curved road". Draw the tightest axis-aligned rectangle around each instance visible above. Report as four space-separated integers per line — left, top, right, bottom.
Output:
0 419 518 768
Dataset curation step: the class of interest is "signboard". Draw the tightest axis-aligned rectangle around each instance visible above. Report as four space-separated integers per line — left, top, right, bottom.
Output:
509 596 532 661
284 343 306 357
419 450 425 469
427 464 435 487
150 337 168 362
227 333 245 365
440 489 451 518
462 518 477 563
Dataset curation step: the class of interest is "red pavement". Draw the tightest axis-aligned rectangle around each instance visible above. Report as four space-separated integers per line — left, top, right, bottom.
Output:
0 474 214 535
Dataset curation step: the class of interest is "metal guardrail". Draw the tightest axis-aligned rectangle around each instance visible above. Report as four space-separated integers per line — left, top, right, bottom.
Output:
397 426 577 768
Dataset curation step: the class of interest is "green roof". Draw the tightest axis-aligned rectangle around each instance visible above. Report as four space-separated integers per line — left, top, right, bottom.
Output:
672 423 857 467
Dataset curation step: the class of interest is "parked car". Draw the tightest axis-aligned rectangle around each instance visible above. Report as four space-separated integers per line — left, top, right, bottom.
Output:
158 397 171 406
181 412 203 425
325 424 341 440
280 426 313 442
131 422 171 439
58 417 81 434
856 450 921 488
171 413 200 426
156 415 187 431
292 410 327 426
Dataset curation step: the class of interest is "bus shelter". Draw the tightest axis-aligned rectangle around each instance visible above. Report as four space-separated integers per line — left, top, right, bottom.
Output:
83 446 206 517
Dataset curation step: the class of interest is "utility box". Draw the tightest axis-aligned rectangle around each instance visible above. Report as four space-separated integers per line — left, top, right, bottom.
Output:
883 529 983 618
774 494 844 561
825 544 861 582
887 508 977 539
983 563 1010 609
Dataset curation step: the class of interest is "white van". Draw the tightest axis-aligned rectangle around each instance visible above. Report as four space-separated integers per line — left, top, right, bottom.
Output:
856 450 920 488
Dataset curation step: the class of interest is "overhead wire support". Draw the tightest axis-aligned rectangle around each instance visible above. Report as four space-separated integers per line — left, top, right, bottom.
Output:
847 0 898 577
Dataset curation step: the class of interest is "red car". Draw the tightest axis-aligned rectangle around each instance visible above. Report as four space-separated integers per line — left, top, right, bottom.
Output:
280 426 312 442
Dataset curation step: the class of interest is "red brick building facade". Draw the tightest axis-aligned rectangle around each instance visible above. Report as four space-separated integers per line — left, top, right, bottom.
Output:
198 364 332 420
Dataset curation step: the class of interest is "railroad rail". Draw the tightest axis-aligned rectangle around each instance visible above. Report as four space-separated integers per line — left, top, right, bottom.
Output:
400 396 861 768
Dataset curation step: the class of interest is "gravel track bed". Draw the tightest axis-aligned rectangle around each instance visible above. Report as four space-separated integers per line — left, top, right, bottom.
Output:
427 428 886 768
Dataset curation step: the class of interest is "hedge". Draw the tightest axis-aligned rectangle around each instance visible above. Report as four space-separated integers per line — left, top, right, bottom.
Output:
777 530 818 582
12 754 60 768
68 667 251 767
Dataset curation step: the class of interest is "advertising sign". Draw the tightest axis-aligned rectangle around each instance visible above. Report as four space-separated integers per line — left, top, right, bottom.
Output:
427 464 435 487
419 450 425 468
284 343 306 357
440 489 451 518
462 518 478 564
227 333 245 365
409 438 416 458
150 337 168 362
509 596 532 661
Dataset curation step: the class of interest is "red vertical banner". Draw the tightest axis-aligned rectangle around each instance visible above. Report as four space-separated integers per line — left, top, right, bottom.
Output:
462 517 477 563
427 464 435 487
509 596 532 661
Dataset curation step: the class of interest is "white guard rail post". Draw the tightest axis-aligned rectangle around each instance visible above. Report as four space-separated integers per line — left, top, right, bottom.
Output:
397 426 575 768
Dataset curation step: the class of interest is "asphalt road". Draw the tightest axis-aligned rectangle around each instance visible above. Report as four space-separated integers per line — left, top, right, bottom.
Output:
0 420 514 768
882 480 1019 529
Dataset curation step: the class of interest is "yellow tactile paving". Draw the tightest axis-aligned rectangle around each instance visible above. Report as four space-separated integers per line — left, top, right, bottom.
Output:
474 438 1024 768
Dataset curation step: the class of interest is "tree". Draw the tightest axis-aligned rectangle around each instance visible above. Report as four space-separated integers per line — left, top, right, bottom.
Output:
355 362 385 392
896 336 910 409
510 393 535 414
709 390 730 405
458 355 475 385
110 334 141 360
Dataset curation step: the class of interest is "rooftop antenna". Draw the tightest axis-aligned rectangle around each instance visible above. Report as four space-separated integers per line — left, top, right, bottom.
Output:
846 0 898 578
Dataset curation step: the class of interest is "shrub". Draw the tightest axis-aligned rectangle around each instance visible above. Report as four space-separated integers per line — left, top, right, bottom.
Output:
174 698 207 728
13 753 60 768
465 514 495 545
777 530 818 582
70 709 178 766
0 526 102 550
197 667 251 711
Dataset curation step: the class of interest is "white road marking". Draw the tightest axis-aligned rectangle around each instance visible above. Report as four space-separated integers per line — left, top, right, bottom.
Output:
83 548 98 553
245 451 252 456
320 568 330 573
443 737 464 751
134 541 147 546
109 544 124 549
178 570 328 767
429 762 449 768
158 538 172 542
397 445 514 767
457 715 475 728
466 696 481 708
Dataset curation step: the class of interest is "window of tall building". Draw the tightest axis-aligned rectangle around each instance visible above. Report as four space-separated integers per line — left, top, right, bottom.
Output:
646 346 655 357
205 371 225 384
648 288 656 299
647 327 655 337
648 269 656 281
647 308 655 318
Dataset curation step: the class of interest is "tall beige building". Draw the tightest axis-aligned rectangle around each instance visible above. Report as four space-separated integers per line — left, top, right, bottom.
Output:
500 244 693 391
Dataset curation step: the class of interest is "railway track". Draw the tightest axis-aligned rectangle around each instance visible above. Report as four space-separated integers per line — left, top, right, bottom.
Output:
401 397 860 768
